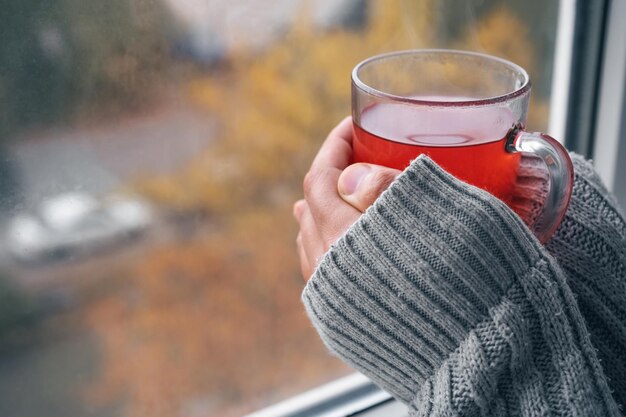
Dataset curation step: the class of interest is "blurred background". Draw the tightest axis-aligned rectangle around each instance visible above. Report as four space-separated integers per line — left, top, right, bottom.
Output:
0 0 558 416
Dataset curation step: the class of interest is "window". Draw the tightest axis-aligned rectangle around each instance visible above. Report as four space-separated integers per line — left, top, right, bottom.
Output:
1 1 623 417
591 0 626 208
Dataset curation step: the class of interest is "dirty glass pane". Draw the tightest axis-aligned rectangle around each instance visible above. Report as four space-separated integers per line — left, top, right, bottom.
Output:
0 1 558 416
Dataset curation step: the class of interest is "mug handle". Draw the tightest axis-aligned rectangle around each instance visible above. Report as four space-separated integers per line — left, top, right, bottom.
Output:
508 131 574 243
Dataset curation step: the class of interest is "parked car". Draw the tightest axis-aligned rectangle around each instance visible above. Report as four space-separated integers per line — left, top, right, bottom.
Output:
5 192 152 263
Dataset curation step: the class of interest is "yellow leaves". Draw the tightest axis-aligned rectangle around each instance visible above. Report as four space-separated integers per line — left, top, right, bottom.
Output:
363 0 434 51
448 6 549 130
456 7 535 75
87 200 338 416
528 96 550 131
165 0 439 218
90 2 552 416
134 175 187 209
187 76 225 111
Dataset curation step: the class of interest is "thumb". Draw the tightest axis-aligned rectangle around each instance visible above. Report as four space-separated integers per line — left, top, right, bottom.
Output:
338 163 402 213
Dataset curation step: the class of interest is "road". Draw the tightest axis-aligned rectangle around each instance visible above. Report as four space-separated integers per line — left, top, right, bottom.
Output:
0 99 217 417
7 101 216 211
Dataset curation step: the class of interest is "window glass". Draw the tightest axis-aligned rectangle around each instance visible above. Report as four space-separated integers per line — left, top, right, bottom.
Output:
0 1 558 416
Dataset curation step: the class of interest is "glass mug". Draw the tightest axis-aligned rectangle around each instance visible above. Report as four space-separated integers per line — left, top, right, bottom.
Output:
351 49 573 243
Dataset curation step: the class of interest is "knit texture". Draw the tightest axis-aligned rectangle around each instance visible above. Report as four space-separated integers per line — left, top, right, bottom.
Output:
302 155 625 416
547 154 626 408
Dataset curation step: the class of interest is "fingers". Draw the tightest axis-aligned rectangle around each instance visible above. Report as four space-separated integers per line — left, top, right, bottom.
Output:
304 117 361 242
293 199 326 280
294 201 311 278
295 117 380 281
295 233 311 280
338 163 402 212
310 116 353 171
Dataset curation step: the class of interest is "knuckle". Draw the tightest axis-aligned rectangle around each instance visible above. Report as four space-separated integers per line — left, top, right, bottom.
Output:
303 168 330 200
302 169 319 198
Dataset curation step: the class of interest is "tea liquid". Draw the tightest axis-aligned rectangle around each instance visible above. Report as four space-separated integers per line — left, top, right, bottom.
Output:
353 102 522 205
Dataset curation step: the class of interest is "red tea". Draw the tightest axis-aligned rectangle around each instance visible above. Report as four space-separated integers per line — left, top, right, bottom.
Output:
353 101 522 206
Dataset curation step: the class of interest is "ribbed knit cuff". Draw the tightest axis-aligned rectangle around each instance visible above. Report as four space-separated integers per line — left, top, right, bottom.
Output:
302 155 545 404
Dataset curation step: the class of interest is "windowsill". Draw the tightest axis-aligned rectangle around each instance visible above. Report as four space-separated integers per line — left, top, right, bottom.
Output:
244 373 408 417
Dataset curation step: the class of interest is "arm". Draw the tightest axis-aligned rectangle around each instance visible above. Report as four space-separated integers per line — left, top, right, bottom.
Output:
546 154 626 408
302 156 621 415
295 121 624 415
493 152 626 407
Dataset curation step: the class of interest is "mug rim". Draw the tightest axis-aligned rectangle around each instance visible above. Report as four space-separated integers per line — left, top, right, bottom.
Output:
352 49 531 107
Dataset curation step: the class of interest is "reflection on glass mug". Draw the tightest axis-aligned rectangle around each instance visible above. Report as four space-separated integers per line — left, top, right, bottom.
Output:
351 49 573 243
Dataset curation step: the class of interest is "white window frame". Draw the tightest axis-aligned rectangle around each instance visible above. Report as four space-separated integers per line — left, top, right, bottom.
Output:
548 0 576 144
592 0 626 197
243 373 401 417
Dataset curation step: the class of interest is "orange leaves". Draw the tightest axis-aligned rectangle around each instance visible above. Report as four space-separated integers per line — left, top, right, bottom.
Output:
81 2 555 416
91 2 437 415
140 0 438 218
87 205 344 416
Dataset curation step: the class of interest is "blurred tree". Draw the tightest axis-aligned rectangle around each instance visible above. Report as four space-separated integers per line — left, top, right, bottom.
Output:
452 6 550 130
0 0 173 212
86 1 547 416
138 0 435 216
90 2 435 415
0 0 172 137
437 0 559 97
87 206 349 416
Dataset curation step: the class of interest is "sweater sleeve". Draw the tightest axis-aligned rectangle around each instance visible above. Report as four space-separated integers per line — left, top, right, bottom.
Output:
546 153 626 408
302 155 622 416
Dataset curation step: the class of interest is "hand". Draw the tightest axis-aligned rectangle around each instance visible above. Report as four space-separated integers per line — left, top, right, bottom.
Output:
293 117 402 280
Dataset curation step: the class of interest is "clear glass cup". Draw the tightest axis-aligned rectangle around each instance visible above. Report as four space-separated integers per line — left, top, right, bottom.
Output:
352 49 573 243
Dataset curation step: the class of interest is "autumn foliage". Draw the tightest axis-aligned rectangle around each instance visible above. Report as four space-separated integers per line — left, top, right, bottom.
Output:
85 2 546 416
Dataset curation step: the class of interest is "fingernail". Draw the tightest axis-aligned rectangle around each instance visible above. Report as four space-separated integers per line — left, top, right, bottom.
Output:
339 165 371 196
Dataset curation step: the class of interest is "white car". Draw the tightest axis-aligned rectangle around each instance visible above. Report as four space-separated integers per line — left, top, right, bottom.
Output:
5 192 152 263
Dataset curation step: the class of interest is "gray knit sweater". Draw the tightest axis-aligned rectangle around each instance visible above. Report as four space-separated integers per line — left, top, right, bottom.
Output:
302 154 626 416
